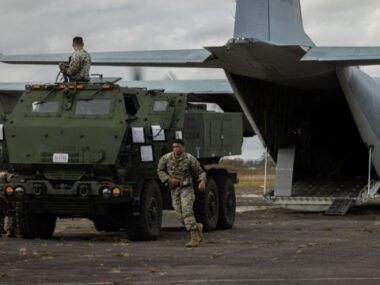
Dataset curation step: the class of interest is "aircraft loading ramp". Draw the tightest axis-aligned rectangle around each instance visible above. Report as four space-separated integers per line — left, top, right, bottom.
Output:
265 180 380 215
264 147 380 215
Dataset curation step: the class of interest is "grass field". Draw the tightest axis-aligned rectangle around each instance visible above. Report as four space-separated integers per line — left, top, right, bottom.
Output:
236 174 275 194
205 163 275 195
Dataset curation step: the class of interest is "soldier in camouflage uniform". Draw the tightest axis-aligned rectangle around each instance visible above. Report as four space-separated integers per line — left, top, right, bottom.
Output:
4 206 16 237
157 139 206 247
59 36 91 82
0 173 16 237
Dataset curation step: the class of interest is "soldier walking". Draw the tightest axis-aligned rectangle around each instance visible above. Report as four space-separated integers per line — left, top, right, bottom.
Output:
157 139 206 247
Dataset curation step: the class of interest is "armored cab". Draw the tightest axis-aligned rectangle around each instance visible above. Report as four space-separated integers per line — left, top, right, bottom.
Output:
0 79 243 240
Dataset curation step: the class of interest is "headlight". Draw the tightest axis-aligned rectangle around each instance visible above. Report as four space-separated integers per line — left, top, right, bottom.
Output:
15 186 25 197
5 186 14 196
102 187 112 198
112 187 121 197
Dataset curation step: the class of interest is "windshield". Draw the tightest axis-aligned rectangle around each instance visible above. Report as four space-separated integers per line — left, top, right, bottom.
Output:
32 101 59 113
75 99 112 115
153 100 168 112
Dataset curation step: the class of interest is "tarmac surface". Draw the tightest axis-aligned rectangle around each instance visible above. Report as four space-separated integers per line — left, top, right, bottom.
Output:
2 194 380 284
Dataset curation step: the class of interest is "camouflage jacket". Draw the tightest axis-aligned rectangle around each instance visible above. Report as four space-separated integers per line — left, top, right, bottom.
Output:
157 152 206 186
66 48 91 81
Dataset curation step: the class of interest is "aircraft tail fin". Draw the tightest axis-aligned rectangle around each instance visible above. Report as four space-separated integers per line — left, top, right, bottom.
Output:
233 0 314 46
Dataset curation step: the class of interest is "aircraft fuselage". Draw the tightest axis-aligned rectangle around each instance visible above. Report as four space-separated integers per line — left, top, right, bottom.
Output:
215 40 377 182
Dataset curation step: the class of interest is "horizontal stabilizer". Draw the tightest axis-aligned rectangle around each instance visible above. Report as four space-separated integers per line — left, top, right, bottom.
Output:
0 83 26 93
124 79 232 94
0 49 219 68
0 79 232 94
302 47 380 66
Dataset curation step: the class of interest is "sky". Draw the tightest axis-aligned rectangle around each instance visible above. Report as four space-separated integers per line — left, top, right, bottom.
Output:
1 0 380 160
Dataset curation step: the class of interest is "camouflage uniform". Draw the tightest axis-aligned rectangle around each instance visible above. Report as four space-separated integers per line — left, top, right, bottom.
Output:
4 206 16 236
0 173 16 236
65 48 91 82
0 201 15 236
157 152 206 231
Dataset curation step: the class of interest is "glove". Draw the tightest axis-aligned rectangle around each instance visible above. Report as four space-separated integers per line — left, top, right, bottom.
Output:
58 63 67 71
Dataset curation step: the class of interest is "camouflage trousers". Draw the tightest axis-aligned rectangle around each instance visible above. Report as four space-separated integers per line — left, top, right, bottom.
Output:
0 202 16 233
0 214 15 233
4 215 15 232
170 186 197 231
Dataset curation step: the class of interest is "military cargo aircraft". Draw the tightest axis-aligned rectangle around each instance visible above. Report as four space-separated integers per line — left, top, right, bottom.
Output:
1 0 380 214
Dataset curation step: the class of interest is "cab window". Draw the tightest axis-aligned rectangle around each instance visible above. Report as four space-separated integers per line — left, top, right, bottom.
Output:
153 100 168 112
32 101 59 113
75 99 112 115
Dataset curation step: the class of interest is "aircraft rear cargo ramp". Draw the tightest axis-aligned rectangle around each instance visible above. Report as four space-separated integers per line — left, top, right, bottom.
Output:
265 148 380 215
265 180 380 215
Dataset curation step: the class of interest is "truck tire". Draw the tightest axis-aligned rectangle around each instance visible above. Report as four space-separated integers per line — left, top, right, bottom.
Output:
93 217 120 232
16 202 56 239
15 202 36 239
216 177 236 229
126 180 163 241
194 178 219 231
16 202 38 239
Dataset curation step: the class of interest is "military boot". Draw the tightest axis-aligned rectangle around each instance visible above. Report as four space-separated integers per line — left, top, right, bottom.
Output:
5 216 16 238
6 230 16 238
185 230 200 247
197 223 204 243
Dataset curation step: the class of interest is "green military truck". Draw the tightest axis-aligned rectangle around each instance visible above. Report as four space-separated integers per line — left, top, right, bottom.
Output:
0 78 243 240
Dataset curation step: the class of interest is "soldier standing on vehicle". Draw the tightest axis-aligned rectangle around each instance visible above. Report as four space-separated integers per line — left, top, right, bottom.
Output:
157 139 206 247
58 36 91 82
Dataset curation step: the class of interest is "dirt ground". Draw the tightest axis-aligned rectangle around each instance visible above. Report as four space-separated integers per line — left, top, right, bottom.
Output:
2 194 380 284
